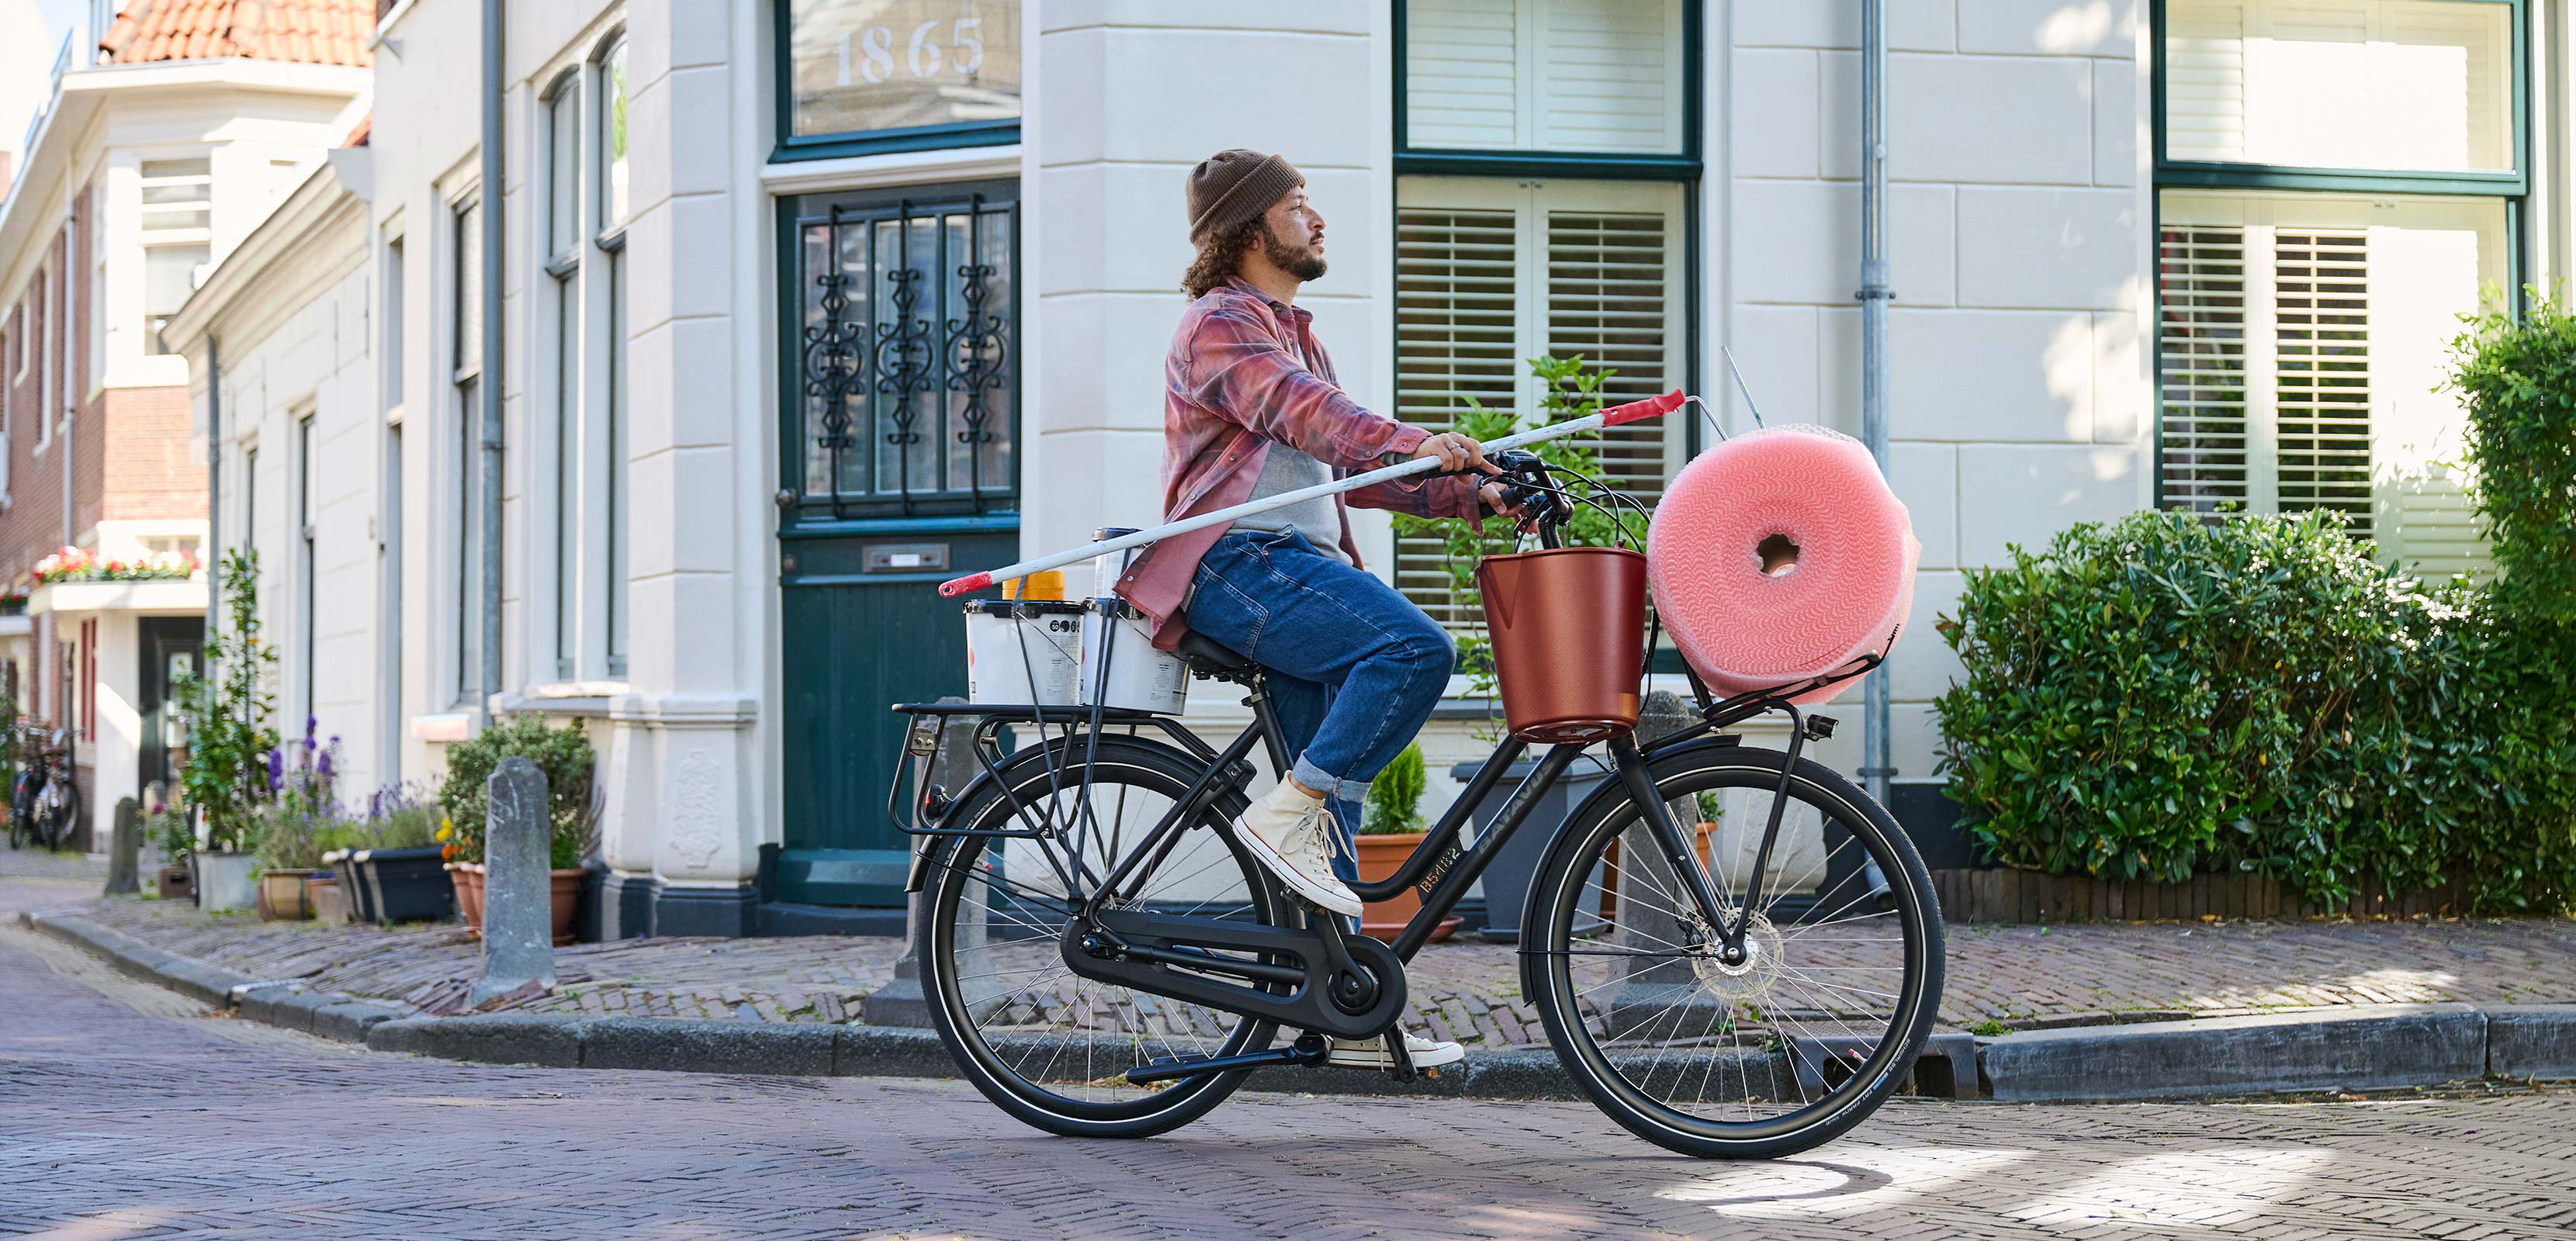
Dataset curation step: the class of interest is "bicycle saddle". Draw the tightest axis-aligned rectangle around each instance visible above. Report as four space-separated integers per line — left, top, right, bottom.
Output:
1170 617 1255 680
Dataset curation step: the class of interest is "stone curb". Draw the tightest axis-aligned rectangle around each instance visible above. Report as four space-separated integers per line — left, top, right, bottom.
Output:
26 908 2574 1101
1976 1003 2495 1101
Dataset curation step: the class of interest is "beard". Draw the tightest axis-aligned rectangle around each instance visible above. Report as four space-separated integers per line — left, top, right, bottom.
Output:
1261 226 1328 282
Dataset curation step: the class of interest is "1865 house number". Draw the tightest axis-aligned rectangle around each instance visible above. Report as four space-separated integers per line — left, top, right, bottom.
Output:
832 17 989 85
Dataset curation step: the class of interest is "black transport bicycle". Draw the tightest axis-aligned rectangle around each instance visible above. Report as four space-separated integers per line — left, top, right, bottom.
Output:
891 451 1944 1159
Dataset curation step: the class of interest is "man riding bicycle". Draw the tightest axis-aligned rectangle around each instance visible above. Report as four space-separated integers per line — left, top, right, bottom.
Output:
1110 149 1525 1073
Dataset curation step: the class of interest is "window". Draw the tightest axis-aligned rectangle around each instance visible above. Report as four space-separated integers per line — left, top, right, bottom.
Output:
452 194 485 705
2153 0 2521 579
598 40 629 676
1393 0 1698 637
379 420 403 781
600 40 628 232
296 414 317 727
776 0 1020 160
143 245 207 356
31 268 49 441
2163 0 2513 175
140 157 213 232
1394 177 1685 627
244 445 260 557
782 185 1019 519
383 236 405 406
1402 0 1688 157
547 74 582 679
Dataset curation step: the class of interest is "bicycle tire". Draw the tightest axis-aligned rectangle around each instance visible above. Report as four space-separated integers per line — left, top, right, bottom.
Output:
1525 741 1944 1160
43 780 78 852
923 735 1283 1139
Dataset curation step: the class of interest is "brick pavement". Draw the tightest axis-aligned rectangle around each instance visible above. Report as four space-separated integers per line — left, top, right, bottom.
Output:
29 867 2576 1044
4 878 2574 1239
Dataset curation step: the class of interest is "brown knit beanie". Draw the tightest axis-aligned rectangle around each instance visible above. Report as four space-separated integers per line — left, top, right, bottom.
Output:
1186 149 1304 243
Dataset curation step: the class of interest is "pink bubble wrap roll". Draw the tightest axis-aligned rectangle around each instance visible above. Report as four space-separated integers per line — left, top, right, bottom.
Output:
1646 424 1919 706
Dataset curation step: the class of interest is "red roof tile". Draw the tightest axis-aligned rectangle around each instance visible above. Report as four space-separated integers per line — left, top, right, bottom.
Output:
97 0 376 68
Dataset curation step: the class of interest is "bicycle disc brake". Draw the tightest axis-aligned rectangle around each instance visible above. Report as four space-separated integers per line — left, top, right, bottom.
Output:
1061 907 1407 1042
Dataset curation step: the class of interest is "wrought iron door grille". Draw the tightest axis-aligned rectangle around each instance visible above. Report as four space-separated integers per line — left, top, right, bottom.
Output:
791 185 1018 520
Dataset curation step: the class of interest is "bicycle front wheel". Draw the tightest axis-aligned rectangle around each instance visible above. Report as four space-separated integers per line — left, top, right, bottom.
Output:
922 735 1284 1139
1525 741 1944 1159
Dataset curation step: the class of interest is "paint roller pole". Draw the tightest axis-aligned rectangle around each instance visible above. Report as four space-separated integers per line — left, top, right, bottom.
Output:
940 390 1686 598
1858 0 1896 818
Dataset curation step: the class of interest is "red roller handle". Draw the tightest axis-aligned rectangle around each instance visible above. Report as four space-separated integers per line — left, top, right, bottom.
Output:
1601 389 1687 427
938 570 995 598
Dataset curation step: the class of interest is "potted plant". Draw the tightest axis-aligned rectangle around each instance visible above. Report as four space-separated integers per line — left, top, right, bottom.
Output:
148 803 195 900
171 549 279 913
1398 357 1626 940
1354 744 1460 943
324 783 452 926
251 723 344 920
438 714 597 945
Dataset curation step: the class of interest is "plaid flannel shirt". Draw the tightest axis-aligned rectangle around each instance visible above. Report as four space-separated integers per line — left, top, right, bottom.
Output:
1114 277 1486 648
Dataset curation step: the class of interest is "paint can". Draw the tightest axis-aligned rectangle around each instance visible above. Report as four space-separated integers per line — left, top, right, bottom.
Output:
964 600 1085 707
1078 598 1189 716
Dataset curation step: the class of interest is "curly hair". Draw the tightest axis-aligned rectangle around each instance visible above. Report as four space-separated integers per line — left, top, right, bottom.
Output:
1180 217 1265 300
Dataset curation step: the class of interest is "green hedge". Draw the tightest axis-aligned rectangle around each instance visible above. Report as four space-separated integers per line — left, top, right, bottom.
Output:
1935 296 2576 914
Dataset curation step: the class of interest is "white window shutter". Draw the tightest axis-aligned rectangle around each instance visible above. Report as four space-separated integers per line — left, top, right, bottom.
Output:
1407 0 1683 155
1396 182 1525 629
2271 230 2374 537
1532 0 1684 154
1395 177 1684 633
2165 0 2511 172
1406 0 1522 150
2157 224 2253 513
2162 0 2249 162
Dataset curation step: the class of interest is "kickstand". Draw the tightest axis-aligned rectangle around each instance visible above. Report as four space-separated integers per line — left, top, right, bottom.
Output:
1381 1028 1415 1079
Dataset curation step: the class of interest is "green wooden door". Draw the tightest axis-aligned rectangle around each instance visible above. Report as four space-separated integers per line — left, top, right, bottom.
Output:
776 181 1020 907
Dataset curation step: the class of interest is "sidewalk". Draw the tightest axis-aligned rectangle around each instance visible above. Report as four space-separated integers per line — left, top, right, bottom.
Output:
29 877 2576 1044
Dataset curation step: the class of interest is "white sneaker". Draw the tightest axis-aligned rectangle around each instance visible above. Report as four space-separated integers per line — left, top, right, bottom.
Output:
1236 781 1363 918
1327 1030 1466 1071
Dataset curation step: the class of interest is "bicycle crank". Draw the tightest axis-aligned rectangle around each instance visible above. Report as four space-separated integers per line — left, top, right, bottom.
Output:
1062 907 1407 1042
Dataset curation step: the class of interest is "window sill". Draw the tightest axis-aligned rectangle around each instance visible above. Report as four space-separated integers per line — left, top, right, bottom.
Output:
495 681 633 719
408 712 472 742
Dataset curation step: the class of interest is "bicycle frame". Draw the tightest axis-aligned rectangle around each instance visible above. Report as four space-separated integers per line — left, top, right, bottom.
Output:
896 641 1883 963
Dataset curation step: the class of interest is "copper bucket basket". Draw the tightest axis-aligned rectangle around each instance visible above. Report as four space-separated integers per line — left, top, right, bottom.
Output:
1476 546 1647 743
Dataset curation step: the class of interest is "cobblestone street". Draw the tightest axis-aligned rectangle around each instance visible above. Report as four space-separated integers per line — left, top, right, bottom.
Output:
5 873 2574 1239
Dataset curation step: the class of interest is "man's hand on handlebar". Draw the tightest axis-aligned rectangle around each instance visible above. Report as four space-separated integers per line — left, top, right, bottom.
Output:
1410 430 1497 475
1479 479 1529 519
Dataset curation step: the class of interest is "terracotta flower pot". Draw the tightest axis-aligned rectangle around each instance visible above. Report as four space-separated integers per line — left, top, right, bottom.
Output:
155 864 194 902
448 862 486 936
549 868 584 946
451 862 582 945
306 874 349 925
257 868 316 921
1354 832 1460 945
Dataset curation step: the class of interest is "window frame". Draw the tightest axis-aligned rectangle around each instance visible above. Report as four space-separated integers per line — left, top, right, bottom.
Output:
449 190 484 708
2150 0 2529 196
2148 0 2530 515
1394 0 1705 179
767 0 1023 164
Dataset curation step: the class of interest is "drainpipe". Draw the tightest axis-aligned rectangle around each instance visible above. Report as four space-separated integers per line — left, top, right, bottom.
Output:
206 335 220 633
478 0 505 729
1858 0 1895 811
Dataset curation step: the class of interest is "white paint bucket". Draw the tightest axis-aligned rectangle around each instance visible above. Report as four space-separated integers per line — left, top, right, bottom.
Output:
1078 599 1189 715
964 600 1084 707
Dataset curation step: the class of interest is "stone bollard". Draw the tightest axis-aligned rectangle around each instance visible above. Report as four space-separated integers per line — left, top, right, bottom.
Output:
104 797 141 896
864 700 986 1028
469 757 555 1008
1604 690 1729 1039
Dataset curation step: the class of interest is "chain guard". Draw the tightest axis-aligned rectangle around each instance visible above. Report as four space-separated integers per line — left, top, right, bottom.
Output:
1061 907 1407 1042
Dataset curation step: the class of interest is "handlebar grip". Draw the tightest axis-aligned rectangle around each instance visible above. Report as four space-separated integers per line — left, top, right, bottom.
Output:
1601 389 1687 427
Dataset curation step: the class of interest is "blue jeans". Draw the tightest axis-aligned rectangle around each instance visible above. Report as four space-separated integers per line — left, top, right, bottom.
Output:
1186 530 1457 882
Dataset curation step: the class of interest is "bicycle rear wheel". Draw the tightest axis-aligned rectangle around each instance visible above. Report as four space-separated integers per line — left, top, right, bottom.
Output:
923 735 1283 1139
1525 741 1943 1159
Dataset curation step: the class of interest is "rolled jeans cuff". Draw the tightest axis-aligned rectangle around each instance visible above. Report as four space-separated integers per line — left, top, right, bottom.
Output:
1292 755 1371 804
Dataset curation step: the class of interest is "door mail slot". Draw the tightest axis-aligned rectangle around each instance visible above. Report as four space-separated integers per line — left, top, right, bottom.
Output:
864 543 951 572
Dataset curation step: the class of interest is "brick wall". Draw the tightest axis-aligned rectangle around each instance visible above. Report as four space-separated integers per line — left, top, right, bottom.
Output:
100 385 201 523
